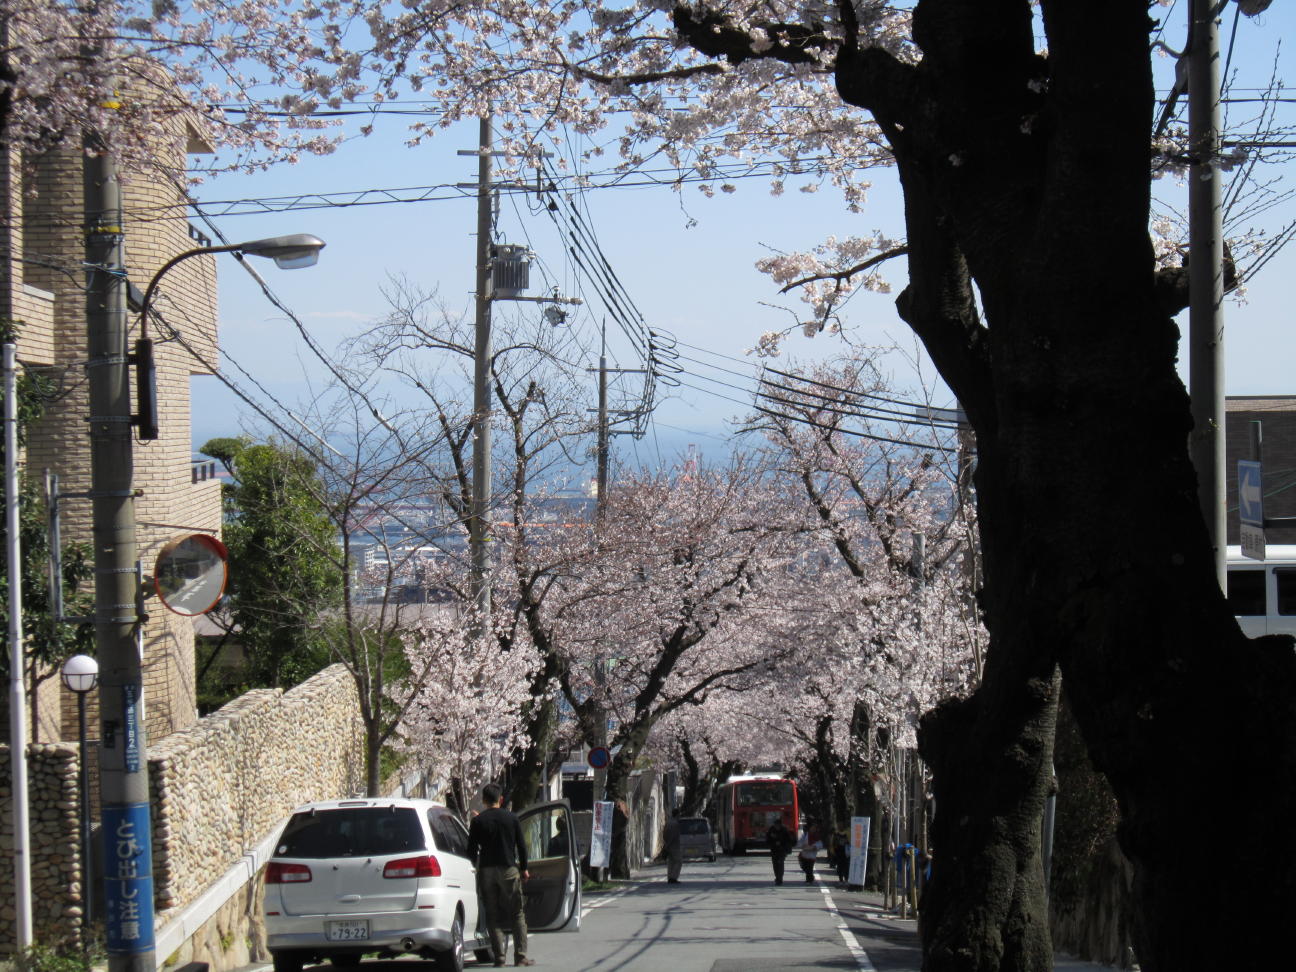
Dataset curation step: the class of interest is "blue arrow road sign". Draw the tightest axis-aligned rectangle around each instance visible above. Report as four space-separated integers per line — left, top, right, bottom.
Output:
1239 460 1264 527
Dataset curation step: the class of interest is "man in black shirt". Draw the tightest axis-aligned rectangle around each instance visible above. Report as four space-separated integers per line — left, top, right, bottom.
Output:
467 783 534 967
766 817 794 886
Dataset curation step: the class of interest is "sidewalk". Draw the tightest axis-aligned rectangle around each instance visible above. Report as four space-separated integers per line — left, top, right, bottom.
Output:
826 884 1131 971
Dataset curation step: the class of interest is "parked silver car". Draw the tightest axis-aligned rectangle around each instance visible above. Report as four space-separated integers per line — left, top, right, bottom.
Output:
263 797 581 972
678 817 716 861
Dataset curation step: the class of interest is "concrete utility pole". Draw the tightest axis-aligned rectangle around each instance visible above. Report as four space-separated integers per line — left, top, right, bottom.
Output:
1188 0 1226 588
84 143 155 971
470 115 494 622
587 331 647 807
596 349 609 520
4 343 33 949
591 341 610 808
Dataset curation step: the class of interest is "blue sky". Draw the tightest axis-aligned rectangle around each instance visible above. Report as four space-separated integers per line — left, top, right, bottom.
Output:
187 3 1296 471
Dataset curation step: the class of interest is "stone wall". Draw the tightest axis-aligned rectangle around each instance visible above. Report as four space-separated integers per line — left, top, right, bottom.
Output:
0 664 363 953
150 665 364 916
0 743 83 948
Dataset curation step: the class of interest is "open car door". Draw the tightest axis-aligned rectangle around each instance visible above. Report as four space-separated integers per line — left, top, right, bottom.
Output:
518 799 582 932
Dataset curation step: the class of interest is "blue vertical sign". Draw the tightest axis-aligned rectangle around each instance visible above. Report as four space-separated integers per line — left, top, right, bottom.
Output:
1238 460 1265 561
103 803 155 954
122 684 141 773
848 816 870 887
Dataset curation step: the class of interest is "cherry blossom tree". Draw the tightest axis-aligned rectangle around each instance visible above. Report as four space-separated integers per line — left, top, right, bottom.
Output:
647 701 771 817
745 356 977 837
349 281 597 809
542 457 812 875
25 0 1292 962
395 613 541 816
1 0 340 174
241 382 467 796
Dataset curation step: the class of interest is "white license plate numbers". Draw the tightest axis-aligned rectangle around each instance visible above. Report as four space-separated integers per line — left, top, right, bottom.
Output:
326 920 370 942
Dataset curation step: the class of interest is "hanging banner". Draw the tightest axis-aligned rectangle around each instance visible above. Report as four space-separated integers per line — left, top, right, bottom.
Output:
589 800 614 869
848 815 871 887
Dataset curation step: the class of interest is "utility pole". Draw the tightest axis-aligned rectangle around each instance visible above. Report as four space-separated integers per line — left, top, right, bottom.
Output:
586 332 647 809
588 331 648 514
596 348 609 519
591 336 610 810
4 343 32 949
1188 0 1225 588
470 115 494 622
84 143 155 971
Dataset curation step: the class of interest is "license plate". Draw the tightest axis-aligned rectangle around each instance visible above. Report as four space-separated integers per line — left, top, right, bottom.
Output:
326 920 370 942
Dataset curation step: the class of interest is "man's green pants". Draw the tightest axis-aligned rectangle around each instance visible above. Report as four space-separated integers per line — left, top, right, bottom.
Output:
479 865 528 961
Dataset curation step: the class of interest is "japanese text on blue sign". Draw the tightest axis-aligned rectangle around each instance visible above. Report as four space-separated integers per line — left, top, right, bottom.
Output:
103 803 155 954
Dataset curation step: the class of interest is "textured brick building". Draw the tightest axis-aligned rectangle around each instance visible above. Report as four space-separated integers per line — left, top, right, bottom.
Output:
2 124 222 745
1226 396 1296 546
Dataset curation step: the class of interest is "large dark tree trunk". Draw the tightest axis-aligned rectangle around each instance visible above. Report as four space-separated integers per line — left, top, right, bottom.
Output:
846 702 883 887
831 3 1296 969
604 723 654 878
676 738 731 818
509 660 561 812
1050 693 1135 968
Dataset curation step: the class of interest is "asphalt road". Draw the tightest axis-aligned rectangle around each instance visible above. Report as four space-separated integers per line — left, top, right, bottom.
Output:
552 853 878 971
518 854 1118 971
245 855 1120 972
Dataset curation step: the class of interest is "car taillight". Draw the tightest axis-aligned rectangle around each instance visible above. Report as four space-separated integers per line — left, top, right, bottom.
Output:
266 861 312 884
383 855 441 879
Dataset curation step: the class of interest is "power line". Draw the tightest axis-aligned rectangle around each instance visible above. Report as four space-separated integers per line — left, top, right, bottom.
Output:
673 377 957 454
24 154 870 231
671 350 960 430
667 337 961 425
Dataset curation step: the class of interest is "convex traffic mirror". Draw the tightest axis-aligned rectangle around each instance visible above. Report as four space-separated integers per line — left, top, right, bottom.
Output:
154 534 228 616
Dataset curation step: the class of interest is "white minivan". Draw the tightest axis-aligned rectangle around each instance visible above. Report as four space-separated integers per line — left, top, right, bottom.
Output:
1226 544 1296 639
263 797 580 972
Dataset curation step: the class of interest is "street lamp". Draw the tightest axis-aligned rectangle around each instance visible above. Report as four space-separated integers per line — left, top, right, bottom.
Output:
140 234 327 333
133 234 327 441
61 653 99 942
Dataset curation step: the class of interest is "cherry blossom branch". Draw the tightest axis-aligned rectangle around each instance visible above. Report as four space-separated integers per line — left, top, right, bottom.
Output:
671 5 837 67
776 245 909 294
565 60 729 87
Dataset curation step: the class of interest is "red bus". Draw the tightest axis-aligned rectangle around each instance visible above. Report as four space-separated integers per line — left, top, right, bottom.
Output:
716 775 799 855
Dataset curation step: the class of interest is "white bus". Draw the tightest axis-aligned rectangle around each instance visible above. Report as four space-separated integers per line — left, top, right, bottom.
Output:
1226 544 1296 638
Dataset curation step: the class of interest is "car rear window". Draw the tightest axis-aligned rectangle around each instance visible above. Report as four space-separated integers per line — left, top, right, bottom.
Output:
679 819 710 835
276 807 426 858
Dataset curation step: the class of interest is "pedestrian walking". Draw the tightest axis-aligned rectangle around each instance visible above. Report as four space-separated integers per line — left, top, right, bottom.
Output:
796 823 824 884
664 809 683 883
766 817 794 885
467 783 536 967
832 831 850 887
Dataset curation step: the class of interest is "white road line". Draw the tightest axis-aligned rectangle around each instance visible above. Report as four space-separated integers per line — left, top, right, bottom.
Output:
818 884 877 971
580 882 634 916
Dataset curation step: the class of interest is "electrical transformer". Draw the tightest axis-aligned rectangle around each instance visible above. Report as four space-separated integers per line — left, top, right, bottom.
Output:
490 244 531 298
